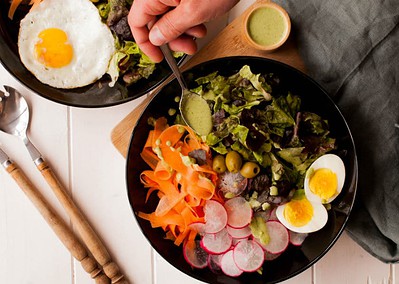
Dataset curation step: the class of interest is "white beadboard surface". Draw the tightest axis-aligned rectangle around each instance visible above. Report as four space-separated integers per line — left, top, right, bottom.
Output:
0 0 396 283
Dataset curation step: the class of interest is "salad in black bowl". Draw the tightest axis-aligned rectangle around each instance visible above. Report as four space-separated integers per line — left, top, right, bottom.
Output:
126 56 357 283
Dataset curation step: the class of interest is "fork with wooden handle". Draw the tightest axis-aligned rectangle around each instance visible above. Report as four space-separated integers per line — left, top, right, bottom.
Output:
0 147 110 284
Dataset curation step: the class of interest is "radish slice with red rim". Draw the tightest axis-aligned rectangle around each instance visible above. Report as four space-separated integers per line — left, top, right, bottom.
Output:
264 250 282 261
269 207 278 221
218 172 248 196
208 254 223 273
201 228 232 254
233 239 264 272
226 225 252 239
188 221 206 235
183 240 208 269
224 197 252 228
257 220 289 254
289 230 308 246
220 250 244 277
204 200 228 234
232 238 243 246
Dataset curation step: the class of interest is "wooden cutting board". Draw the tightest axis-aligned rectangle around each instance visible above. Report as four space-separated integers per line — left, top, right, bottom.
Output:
111 0 305 157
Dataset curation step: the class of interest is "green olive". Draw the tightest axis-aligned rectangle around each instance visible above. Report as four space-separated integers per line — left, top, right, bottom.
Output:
225 151 243 173
240 161 261 178
212 154 227 173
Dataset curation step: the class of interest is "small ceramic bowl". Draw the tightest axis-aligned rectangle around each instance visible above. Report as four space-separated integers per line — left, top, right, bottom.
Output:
243 2 291 51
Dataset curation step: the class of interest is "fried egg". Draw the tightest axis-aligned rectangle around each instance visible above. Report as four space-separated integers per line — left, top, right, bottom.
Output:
276 197 328 233
304 154 345 204
18 0 115 89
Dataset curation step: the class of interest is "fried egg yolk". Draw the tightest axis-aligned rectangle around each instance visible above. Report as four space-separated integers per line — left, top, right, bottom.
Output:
283 199 314 227
34 28 73 68
308 168 338 201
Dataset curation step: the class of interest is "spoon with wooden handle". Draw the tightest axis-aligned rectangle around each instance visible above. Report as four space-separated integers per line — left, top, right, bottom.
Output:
0 146 110 284
0 86 128 284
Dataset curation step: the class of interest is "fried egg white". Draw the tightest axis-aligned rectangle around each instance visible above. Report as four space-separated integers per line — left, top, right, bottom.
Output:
276 197 328 233
304 154 345 204
18 0 115 89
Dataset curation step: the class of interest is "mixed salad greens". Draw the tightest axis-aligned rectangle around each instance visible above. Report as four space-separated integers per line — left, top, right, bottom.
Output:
182 65 336 207
94 0 184 86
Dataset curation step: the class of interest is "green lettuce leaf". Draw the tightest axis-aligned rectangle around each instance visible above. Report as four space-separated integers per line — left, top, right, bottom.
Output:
239 65 272 101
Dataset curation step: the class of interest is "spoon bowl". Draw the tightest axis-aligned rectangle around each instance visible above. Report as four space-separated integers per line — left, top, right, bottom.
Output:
0 86 30 141
159 45 213 136
0 86 42 163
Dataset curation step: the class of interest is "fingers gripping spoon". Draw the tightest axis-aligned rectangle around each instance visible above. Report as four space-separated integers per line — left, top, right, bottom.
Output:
0 146 110 284
0 86 128 284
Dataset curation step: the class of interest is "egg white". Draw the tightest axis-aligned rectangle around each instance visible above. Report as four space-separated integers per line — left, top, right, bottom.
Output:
304 154 345 204
18 0 115 89
276 199 328 233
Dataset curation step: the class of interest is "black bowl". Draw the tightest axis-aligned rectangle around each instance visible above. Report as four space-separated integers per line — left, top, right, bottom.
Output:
126 56 358 283
0 2 185 108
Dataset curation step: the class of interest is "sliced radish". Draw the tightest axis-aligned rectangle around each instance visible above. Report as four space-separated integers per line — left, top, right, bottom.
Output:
218 172 248 196
269 207 278 221
201 228 232 254
264 250 282 261
233 239 264 272
224 197 252 228
232 238 243 246
208 254 223 273
220 250 243 277
183 240 208 268
204 200 228 233
188 221 206 235
289 230 308 246
226 225 252 239
258 221 289 254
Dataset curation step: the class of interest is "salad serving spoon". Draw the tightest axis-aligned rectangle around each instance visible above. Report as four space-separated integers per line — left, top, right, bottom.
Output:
160 44 213 136
0 86 128 284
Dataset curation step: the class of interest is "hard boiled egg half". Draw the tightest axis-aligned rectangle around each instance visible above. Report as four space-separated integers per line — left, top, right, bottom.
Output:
304 154 345 204
276 154 345 233
276 193 328 233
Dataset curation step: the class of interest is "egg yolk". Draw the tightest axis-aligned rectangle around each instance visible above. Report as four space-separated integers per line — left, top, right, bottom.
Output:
309 168 338 201
34 28 73 68
283 199 314 227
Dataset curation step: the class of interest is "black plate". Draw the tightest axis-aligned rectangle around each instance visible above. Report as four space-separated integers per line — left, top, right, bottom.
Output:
0 2 184 108
126 56 358 283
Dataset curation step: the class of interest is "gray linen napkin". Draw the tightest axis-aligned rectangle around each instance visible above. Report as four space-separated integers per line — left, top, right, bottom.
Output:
274 0 399 263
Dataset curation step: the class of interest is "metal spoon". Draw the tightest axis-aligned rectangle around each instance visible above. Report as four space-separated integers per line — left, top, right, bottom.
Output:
0 86 128 284
160 45 213 136
0 86 42 164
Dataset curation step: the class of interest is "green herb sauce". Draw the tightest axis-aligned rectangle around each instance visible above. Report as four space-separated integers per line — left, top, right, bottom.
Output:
247 7 287 46
182 95 213 136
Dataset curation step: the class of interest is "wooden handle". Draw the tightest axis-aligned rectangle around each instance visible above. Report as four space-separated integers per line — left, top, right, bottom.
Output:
6 162 110 284
37 161 128 284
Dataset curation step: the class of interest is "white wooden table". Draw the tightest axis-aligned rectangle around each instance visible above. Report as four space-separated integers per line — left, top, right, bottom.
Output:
0 1 396 283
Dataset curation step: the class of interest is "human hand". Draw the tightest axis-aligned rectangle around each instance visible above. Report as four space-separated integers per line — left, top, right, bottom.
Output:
128 0 239 62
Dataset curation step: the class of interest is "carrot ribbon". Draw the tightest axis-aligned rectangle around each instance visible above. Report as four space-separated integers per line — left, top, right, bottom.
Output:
138 118 220 246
